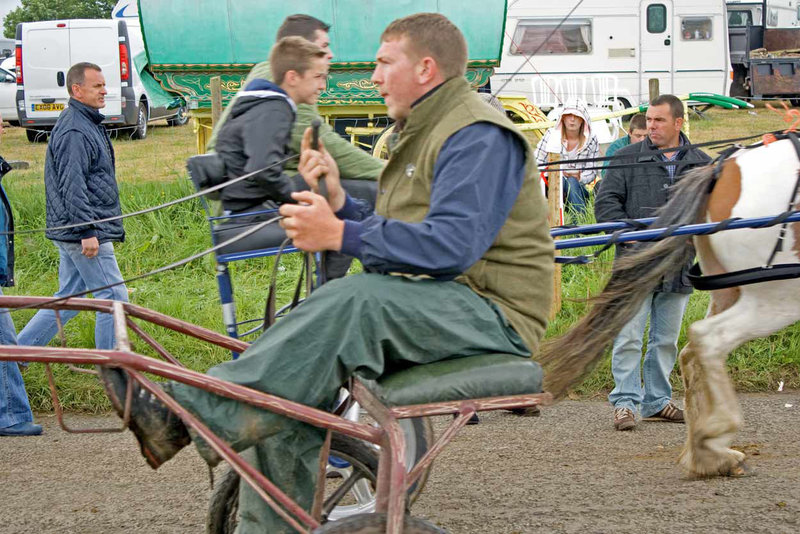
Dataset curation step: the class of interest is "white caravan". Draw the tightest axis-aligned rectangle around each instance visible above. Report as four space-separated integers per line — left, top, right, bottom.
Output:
15 5 187 142
492 0 731 109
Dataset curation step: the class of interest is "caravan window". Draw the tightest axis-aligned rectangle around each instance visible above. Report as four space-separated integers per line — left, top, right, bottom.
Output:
510 19 592 55
647 4 667 33
681 17 712 41
728 10 752 27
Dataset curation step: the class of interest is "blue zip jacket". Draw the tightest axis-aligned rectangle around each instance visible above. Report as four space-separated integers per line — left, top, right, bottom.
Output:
0 159 14 286
44 99 124 243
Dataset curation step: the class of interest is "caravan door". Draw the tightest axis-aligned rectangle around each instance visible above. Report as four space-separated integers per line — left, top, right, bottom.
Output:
640 1 674 98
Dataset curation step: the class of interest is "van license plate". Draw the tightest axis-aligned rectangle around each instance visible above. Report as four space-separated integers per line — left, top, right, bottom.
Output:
32 103 64 112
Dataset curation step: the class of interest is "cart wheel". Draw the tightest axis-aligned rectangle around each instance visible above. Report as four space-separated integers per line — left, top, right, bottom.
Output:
311 513 447 533
371 124 395 160
399 417 434 505
206 434 381 533
206 418 434 533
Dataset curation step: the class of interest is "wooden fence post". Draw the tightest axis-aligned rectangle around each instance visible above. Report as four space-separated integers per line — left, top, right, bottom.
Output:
548 152 562 319
648 78 660 103
210 76 222 127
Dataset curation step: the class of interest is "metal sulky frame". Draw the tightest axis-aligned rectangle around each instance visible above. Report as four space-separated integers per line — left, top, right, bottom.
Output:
0 295 551 534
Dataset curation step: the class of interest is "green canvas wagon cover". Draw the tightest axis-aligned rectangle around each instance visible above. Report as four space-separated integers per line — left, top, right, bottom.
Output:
137 0 508 110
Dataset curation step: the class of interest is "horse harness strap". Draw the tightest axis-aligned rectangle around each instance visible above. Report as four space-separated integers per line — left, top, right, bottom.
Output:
688 263 800 290
688 132 800 291
765 132 800 267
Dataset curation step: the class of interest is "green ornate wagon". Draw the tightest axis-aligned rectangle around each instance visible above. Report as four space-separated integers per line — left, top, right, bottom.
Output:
136 0 546 152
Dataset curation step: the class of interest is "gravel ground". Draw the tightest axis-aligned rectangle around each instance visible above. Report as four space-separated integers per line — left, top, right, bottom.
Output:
2 393 799 533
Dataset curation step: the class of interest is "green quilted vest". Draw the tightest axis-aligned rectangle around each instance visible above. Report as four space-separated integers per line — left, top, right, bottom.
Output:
376 77 554 353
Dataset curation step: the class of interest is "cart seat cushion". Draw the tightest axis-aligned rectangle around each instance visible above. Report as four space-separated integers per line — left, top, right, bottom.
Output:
213 220 289 255
373 353 543 407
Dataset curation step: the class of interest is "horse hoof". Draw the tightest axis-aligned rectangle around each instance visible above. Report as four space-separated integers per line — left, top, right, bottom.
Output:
725 461 754 478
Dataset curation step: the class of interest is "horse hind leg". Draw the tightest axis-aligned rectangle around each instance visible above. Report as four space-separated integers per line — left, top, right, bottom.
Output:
678 288 798 477
678 335 744 477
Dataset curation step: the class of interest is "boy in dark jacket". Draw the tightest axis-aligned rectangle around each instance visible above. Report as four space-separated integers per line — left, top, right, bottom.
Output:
17 63 128 351
214 36 365 278
215 36 328 212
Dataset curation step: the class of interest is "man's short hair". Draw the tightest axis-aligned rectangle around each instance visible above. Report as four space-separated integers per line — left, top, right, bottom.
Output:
628 113 646 131
650 94 684 119
276 14 330 41
269 36 327 85
380 13 467 80
66 62 101 96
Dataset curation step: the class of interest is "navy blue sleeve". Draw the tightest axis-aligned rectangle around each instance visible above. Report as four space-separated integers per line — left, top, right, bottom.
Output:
339 122 526 279
52 133 98 239
335 194 372 222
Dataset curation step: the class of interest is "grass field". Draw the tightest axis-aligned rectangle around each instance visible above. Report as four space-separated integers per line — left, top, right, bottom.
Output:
2 105 798 411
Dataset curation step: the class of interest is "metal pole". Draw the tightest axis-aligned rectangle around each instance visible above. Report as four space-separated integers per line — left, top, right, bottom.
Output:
554 211 800 250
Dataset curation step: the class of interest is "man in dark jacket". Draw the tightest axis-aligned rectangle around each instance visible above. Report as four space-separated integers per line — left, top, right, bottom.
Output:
595 94 711 431
17 62 128 351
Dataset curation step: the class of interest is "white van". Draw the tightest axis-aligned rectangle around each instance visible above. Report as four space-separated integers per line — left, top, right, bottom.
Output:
492 0 731 109
14 18 188 143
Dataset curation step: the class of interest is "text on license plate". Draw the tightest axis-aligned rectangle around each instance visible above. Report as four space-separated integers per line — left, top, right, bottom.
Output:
32 103 64 112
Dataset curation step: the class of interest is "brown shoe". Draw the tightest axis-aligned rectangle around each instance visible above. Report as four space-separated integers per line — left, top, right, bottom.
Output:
508 405 541 417
613 407 636 431
645 401 685 423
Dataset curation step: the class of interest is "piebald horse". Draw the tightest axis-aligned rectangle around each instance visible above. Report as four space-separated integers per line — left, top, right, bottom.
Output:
540 136 800 477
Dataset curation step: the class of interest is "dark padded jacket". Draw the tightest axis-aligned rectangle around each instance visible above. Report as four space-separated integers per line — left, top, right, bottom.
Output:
214 79 298 212
45 99 124 243
595 132 711 293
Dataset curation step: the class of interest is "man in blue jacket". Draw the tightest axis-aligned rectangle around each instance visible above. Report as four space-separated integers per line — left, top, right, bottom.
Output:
0 138 42 437
18 62 128 351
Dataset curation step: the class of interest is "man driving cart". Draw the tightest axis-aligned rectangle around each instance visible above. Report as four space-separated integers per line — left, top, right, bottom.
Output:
101 13 554 533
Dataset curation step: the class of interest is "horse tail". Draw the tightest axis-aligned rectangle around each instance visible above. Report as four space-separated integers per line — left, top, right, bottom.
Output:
539 164 717 398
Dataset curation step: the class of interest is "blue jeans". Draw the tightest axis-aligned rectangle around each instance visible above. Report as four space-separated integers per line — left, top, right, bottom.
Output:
0 287 34 428
18 241 128 350
608 291 690 417
563 176 590 218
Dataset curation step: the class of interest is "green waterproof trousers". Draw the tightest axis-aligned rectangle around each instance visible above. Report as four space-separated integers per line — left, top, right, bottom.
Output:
169 273 531 533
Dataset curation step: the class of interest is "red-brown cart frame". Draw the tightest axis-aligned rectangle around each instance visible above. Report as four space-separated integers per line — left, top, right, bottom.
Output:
0 295 551 533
